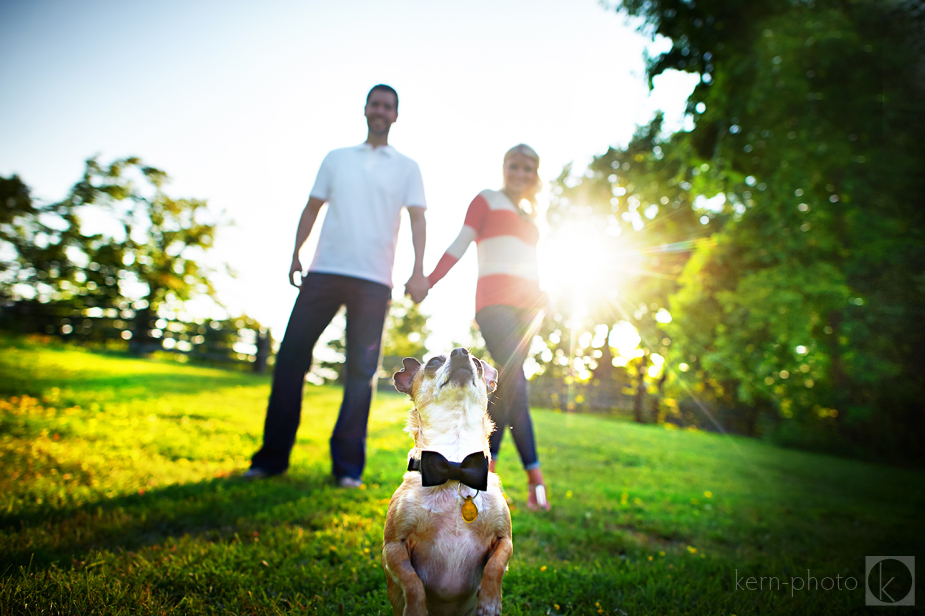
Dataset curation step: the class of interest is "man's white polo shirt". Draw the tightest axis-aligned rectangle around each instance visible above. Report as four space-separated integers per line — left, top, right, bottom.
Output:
307 143 426 289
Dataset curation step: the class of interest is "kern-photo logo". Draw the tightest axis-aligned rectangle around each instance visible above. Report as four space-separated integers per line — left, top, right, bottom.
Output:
865 556 914 607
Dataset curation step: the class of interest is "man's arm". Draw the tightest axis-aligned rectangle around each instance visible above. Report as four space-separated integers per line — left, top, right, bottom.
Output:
289 197 325 288
404 206 428 303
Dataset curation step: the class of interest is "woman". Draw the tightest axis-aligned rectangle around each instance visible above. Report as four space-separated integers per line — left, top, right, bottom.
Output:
426 144 550 511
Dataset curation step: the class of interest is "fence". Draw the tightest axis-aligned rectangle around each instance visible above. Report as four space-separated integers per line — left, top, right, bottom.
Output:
3 301 655 418
528 377 637 415
0 300 271 373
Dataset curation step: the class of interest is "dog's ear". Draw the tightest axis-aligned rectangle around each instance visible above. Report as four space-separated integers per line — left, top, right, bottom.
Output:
479 359 498 394
393 357 422 395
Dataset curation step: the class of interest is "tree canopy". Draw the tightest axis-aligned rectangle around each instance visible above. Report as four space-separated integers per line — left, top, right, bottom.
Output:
1 157 223 315
548 0 924 459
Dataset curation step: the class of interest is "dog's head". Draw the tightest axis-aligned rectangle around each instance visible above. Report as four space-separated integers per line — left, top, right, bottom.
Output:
394 347 497 402
392 348 498 459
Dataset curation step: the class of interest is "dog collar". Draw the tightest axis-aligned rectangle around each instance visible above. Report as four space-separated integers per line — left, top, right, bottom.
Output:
407 450 489 492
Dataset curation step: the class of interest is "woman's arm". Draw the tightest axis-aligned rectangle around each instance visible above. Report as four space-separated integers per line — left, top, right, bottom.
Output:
426 194 488 287
427 225 477 287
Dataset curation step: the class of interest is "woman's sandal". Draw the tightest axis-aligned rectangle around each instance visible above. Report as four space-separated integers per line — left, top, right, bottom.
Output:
527 483 551 511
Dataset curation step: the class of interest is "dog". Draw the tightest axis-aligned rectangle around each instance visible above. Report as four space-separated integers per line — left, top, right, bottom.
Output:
383 347 513 616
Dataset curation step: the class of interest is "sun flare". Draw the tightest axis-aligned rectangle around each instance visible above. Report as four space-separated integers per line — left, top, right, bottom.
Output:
538 220 633 315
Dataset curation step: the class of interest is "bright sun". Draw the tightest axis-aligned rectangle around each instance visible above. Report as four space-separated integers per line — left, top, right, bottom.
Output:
534 219 654 372
537 220 633 318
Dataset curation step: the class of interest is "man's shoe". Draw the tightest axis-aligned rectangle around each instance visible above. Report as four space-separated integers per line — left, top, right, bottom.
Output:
337 476 363 489
242 468 270 480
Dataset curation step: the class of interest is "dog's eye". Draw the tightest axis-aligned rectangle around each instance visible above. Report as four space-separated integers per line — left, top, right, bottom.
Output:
427 357 444 368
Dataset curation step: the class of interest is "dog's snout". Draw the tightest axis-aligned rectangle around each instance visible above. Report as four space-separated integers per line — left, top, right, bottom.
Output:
450 348 472 368
443 348 476 387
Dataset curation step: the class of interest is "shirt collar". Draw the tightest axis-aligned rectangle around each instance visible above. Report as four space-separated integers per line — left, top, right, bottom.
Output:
356 142 396 156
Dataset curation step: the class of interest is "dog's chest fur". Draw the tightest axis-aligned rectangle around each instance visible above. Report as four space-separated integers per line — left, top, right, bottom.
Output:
397 475 504 601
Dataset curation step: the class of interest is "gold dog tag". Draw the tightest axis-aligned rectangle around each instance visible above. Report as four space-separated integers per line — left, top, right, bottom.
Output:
461 496 478 522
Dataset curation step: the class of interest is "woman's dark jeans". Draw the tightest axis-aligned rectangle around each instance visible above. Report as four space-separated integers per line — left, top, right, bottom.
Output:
251 273 391 479
475 304 542 470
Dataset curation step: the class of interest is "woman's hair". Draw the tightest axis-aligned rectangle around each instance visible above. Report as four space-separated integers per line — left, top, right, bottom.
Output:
503 144 542 213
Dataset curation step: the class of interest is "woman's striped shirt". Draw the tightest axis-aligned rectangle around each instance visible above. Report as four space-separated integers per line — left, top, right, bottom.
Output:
428 189 545 312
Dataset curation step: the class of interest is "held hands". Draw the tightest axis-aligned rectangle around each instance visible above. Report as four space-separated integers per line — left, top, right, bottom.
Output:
405 272 430 304
289 254 303 288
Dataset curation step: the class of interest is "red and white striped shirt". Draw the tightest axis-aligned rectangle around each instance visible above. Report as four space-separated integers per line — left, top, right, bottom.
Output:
428 189 545 312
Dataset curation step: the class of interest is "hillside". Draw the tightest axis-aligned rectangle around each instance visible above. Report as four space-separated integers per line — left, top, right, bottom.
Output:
1 336 921 614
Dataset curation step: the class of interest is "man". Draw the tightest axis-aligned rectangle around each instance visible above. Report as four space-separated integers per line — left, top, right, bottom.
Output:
246 84 429 486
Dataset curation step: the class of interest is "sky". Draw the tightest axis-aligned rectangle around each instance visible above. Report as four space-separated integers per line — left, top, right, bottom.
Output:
0 0 699 352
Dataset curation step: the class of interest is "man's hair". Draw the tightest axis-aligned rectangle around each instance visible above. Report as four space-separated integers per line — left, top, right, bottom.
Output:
366 84 399 111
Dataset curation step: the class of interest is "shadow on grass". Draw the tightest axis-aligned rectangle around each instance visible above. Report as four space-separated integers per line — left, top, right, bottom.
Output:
0 470 380 575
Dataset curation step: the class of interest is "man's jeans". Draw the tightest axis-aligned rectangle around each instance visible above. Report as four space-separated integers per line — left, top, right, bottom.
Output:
251 273 391 479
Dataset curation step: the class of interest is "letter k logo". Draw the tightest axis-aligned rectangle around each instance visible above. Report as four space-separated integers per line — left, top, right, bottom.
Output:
876 561 896 603
866 556 915 606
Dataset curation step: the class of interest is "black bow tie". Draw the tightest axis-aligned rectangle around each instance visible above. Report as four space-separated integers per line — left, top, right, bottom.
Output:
407 450 489 491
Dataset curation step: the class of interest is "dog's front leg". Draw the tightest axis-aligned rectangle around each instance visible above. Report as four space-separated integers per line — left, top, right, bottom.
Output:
383 539 427 616
476 535 513 616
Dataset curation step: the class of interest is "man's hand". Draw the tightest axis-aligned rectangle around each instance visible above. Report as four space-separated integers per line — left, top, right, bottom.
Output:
288 198 324 289
405 272 430 304
289 254 304 288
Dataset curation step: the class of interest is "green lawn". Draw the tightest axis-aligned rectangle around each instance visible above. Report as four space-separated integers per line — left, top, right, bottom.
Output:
1 335 922 615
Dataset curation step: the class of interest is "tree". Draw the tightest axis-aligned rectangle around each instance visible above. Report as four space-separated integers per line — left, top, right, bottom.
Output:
3 158 221 308
1 174 83 302
543 113 706 420
382 296 430 360
609 0 925 456
1 158 225 350
68 157 220 313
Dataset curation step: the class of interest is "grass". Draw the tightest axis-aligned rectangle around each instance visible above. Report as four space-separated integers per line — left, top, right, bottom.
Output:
1 334 922 615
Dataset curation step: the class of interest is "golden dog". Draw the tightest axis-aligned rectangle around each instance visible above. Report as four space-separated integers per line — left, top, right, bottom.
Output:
383 348 513 616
